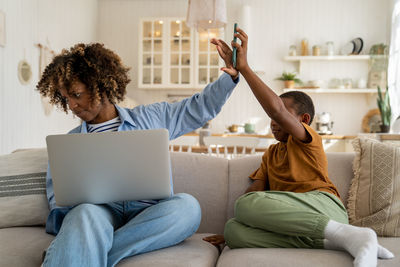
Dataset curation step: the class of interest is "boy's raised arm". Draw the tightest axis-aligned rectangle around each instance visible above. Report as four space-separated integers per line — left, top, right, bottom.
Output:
214 29 309 142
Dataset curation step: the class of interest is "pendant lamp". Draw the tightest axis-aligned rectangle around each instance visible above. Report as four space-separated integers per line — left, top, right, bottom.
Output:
186 0 227 30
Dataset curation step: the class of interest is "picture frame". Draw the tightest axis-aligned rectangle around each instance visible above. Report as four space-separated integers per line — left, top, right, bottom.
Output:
0 10 5 47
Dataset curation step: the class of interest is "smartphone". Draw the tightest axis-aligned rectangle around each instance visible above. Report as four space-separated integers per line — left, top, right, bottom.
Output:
232 23 238 68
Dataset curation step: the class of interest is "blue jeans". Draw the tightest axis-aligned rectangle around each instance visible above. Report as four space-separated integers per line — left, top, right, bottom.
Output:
43 193 201 267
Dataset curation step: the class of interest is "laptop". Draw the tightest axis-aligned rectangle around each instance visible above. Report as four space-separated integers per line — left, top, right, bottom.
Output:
46 129 172 207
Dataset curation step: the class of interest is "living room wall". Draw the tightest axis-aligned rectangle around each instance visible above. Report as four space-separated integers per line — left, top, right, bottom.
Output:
0 0 98 155
0 0 394 155
98 0 392 135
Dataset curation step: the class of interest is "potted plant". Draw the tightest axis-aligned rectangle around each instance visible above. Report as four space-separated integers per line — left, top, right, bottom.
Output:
275 71 302 89
377 86 391 133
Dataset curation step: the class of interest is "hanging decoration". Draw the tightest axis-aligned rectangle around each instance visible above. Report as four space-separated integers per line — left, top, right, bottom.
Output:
36 42 55 116
186 0 227 30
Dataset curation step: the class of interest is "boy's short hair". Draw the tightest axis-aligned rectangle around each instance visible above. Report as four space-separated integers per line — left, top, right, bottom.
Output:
279 91 315 125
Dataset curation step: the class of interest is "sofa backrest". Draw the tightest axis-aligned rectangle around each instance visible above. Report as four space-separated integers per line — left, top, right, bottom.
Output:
3 149 355 235
325 152 355 207
172 152 356 234
170 152 229 234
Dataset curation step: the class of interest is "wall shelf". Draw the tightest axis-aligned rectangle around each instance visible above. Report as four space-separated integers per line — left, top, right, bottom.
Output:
283 55 373 73
283 88 377 93
284 55 371 61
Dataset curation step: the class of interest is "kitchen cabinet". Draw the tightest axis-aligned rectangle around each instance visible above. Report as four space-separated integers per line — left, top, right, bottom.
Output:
139 18 224 89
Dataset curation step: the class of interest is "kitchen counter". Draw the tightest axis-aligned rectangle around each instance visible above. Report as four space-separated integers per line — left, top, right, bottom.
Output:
184 132 357 140
176 133 400 154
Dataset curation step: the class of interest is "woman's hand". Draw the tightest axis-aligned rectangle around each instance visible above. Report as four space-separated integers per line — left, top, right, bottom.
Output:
210 27 250 79
210 38 239 79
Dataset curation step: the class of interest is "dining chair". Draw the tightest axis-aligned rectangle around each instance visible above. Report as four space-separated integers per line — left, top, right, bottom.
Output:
169 136 199 152
203 136 260 159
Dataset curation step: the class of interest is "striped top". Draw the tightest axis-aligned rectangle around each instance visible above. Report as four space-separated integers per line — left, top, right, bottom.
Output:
87 117 121 133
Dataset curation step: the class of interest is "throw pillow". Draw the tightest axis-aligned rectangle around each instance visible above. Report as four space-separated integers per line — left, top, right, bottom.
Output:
0 148 49 228
348 138 400 236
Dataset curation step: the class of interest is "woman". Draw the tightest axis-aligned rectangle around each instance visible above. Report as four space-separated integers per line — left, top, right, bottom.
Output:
37 43 238 267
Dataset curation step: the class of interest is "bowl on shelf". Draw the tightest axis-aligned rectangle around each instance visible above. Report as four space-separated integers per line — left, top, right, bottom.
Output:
308 80 324 88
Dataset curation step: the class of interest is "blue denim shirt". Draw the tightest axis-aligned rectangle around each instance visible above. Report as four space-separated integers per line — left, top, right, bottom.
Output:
45 73 238 235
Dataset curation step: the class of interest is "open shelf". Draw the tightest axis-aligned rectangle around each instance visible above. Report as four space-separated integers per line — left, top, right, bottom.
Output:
283 55 371 61
283 88 377 93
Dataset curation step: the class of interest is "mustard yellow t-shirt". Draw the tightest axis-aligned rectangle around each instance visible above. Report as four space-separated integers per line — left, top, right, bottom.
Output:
250 123 340 199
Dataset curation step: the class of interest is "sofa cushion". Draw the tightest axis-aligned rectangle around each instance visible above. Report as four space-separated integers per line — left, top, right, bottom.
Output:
0 227 54 267
348 138 400 236
216 238 400 267
118 233 219 267
0 148 49 228
217 246 353 267
0 227 218 267
171 152 229 234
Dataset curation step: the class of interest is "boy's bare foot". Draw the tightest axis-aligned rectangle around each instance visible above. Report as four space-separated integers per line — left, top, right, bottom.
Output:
203 234 225 246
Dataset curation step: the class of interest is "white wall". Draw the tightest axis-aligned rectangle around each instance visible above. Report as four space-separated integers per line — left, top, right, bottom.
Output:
97 0 196 106
0 0 98 155
98 0 392 135
221 0 391 135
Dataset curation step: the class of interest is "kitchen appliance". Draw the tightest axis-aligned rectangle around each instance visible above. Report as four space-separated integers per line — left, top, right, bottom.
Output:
315 112 334 135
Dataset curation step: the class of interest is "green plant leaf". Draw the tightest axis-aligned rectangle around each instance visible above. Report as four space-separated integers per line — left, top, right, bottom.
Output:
275 71 299 81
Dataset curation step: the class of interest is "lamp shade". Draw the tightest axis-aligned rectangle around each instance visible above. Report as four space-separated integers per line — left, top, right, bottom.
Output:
186 0 227 30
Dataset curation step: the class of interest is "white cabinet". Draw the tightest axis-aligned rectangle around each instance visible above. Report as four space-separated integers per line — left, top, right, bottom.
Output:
139 18 224 89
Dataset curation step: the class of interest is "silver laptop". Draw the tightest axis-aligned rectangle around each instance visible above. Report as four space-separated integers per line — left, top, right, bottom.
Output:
46 129 172 207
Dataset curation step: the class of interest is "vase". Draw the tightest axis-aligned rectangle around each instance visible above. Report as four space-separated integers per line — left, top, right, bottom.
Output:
380 124 390 133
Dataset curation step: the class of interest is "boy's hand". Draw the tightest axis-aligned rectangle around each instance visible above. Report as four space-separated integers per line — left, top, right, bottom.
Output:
245 179 265 193
231 27 249 72
210 38 239 80
211 27 250 80
203 234 225 246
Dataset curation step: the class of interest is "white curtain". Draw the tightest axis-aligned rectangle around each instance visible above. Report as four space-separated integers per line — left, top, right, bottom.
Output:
388 0 400 125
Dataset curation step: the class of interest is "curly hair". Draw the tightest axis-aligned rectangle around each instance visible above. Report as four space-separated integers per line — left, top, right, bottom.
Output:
37 43 131 113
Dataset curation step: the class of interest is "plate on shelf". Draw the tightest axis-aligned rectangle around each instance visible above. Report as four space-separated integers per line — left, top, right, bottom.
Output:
340 41 356 55
352 37 364 54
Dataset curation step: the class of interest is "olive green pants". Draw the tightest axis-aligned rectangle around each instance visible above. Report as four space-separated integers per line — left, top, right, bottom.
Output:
224 190 348 249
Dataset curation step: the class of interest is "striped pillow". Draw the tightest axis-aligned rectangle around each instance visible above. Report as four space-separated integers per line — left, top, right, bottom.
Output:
0 148 49 228
0 172 46 197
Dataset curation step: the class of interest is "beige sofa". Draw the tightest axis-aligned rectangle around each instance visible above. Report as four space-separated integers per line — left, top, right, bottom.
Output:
0 149 399 266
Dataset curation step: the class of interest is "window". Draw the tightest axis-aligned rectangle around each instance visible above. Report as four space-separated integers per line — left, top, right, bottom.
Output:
388 0 400 123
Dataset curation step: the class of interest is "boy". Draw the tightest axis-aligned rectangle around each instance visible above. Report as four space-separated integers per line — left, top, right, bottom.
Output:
205 28 394 267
